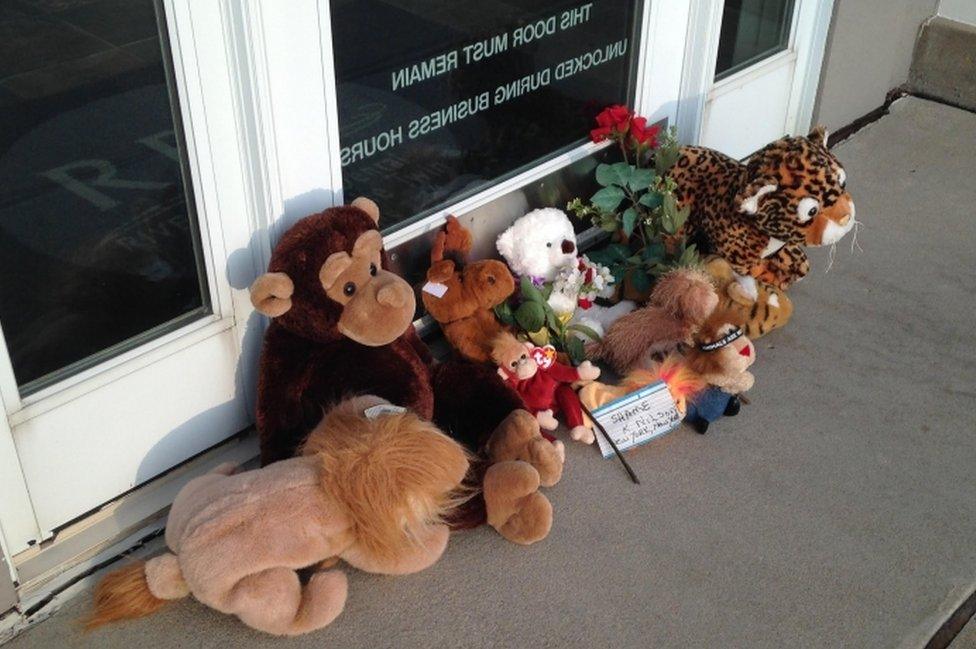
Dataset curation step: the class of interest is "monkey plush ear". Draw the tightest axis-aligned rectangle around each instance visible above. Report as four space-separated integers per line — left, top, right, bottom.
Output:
807 125 829 147
250 272 294 317
735 179 778 215
350 197 380 225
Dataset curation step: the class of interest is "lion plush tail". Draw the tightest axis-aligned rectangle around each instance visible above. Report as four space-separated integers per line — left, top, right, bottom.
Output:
85 553 188 630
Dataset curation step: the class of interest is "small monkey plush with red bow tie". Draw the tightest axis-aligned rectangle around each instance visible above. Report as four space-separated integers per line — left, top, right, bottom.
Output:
491 332 600 444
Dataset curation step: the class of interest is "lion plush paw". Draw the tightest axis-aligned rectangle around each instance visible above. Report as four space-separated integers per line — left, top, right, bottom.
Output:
483 461 553 545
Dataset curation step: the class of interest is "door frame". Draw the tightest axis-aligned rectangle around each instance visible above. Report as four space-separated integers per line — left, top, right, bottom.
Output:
0 0 278 557
676 0 836 147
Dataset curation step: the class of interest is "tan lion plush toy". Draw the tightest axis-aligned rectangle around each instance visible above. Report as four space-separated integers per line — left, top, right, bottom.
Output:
86 396 469 636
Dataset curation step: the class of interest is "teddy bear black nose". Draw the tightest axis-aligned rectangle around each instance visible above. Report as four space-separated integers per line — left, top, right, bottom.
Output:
561 240 575 254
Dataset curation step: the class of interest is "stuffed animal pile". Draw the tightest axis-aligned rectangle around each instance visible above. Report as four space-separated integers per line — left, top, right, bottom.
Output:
86 127 858 637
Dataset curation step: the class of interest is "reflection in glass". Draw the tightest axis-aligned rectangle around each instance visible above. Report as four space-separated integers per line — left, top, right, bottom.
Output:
0 0 208 392
331 0 640 231
715 0 795 80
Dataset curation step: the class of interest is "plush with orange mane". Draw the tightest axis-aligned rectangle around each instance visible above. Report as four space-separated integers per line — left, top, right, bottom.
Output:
422 216 515 364
682 307 756 434
86 396 469 636
491 332 601 445
578 355 705 429
587 267 718 374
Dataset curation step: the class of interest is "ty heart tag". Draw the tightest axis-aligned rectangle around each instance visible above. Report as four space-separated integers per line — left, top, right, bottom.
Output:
530 345 557 369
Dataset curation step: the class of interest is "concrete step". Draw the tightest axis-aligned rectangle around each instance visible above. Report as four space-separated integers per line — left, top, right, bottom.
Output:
909 16 976 111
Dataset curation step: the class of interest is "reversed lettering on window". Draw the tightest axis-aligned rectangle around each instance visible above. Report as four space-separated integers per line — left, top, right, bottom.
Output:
331 0 639 228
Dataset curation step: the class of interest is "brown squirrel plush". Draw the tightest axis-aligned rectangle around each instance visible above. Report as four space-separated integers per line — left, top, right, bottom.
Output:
249 198 562 545
587 268 719 374
87 396 470 636
422 216 515 364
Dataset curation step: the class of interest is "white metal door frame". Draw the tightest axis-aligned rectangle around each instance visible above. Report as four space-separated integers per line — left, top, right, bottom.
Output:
0 0 281 556
676 0 836 147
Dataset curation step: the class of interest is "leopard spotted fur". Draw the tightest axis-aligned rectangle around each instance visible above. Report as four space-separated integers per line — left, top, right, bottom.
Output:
668 127 855 294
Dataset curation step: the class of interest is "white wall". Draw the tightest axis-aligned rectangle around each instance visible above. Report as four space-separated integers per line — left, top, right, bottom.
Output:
939 0 976 25
813 0 939 130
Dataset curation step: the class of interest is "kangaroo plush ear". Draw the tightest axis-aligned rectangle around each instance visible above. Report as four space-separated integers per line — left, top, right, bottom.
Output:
427 259 456 284
807 125 829 147
250 272 294 317
350 197 380 225
735 180 778 215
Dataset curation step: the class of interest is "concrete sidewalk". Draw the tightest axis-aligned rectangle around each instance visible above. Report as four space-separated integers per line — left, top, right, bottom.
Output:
6 96 976 648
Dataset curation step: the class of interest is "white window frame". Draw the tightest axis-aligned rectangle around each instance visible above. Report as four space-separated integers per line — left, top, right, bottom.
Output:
677 0 836 147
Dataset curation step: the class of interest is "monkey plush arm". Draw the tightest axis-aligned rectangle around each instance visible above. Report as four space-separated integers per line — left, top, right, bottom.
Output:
255 326 315 465
545 359 599 384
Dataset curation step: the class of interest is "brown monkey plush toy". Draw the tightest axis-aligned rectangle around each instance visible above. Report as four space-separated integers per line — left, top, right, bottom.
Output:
249 198 563 545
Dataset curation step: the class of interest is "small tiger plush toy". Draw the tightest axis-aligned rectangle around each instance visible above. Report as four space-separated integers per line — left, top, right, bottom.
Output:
703 256 793 339
669 127 856 301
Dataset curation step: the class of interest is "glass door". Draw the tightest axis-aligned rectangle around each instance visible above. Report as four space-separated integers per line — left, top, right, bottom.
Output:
698 0 808 158
0 0 208 396
0 0 256 552
714 0 795 81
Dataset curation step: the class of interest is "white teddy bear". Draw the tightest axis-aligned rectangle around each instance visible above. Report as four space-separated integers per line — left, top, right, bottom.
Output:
496 208 635 338
496 208 578 282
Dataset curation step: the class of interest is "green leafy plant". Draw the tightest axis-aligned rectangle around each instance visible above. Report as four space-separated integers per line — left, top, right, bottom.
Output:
494 276 601 364
568 106 700 296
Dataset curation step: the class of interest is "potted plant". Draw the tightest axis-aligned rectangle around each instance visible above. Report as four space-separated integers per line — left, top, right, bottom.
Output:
567 105 699 300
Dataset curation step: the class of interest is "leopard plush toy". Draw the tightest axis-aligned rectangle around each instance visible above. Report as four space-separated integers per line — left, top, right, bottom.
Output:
669 127 856 301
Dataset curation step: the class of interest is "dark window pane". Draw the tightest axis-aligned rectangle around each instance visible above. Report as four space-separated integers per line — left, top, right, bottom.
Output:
331 0 641 231
0 0 209 393
715 0 795 80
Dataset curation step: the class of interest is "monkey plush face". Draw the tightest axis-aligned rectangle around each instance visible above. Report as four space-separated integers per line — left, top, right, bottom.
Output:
491 332 537 380
250 198 416 346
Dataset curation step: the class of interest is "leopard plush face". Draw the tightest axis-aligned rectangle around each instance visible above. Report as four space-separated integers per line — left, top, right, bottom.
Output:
735 127 855 248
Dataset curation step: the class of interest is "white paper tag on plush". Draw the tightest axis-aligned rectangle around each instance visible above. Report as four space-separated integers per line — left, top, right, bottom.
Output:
590 381 681 459
422 281 449 298
364 404 407 420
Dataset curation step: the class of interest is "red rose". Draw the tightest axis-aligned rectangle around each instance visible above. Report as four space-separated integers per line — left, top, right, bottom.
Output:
604 105 632 128
630 118 660 147
594 105 633 133
590 125 613 143
578 298 593 310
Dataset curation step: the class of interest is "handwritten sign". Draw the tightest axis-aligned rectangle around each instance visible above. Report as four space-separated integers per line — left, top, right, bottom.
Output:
330 0 639 228
590 381 682 459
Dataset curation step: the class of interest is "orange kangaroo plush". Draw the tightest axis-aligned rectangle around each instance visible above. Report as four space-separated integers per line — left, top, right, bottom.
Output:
422 216 515 364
